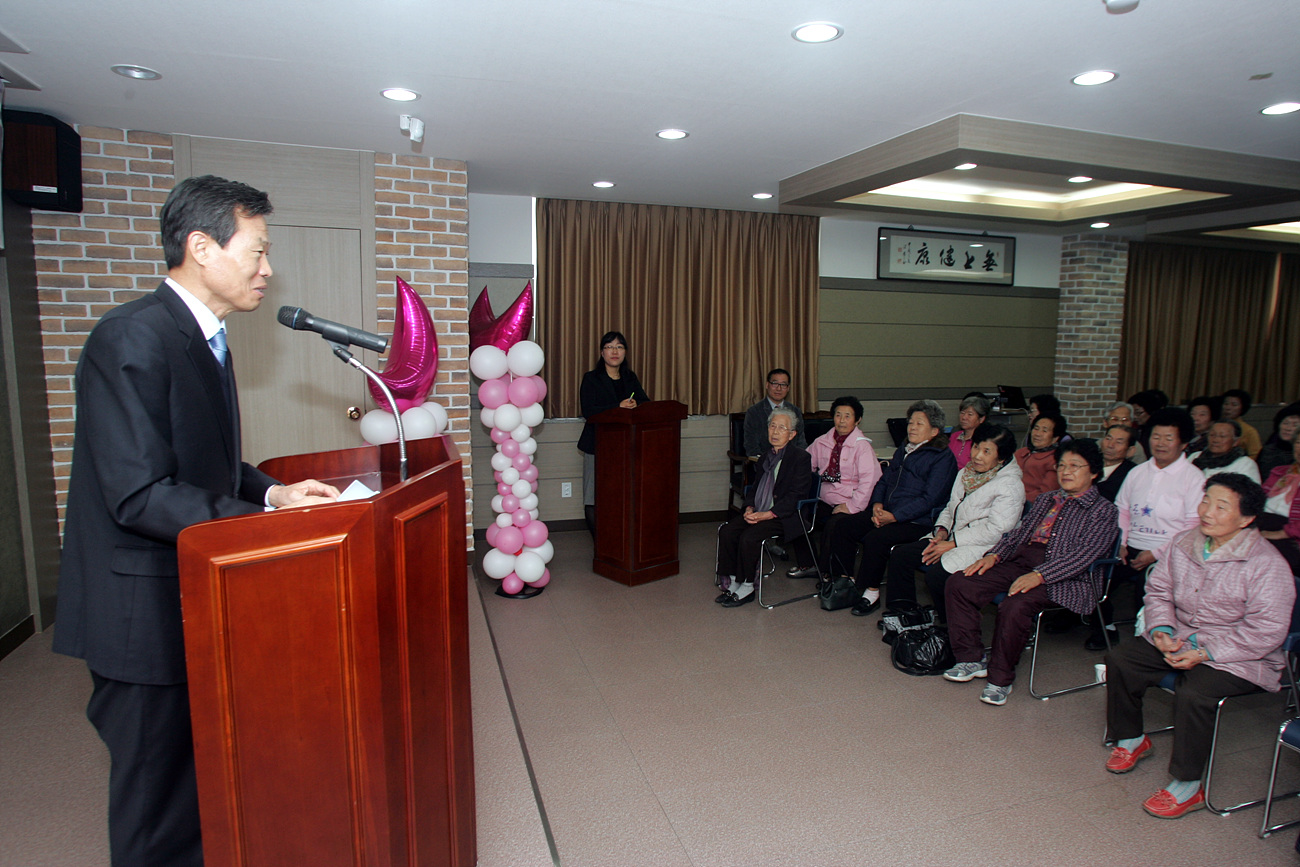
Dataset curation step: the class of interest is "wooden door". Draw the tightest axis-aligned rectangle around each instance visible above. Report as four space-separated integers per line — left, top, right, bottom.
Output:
172 136 378 463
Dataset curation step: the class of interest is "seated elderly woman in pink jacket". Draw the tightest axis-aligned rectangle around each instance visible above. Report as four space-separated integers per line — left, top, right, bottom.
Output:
1102 472 1296 819
787 396 881 579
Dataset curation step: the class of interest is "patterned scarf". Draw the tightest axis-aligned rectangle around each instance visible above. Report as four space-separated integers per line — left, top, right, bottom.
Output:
823 430 851 483
961 461 1001 495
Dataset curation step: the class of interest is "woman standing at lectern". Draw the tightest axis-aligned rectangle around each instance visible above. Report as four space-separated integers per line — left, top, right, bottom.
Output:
578 331 648 536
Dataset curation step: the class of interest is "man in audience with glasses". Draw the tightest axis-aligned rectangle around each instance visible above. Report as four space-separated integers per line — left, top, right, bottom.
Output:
743 368 806 457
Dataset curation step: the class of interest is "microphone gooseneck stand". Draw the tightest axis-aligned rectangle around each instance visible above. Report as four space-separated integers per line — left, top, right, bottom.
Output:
329 341 408 482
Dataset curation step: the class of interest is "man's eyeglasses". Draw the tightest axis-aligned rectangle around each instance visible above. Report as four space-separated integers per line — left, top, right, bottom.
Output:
768 381 789 388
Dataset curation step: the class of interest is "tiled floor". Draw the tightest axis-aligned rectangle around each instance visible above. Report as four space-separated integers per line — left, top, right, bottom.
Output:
4 521 1300 866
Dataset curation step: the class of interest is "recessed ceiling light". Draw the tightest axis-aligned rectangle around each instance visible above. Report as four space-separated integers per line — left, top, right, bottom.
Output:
592 181 615 188
657 128 689 140
1102 0 1139 14
110 64 161 81
954 163 978 171
1072 70 1117 86
1261 101 1300 116
792 22 843 43
752 193 773 200
381 88 420 102
1068 176 1093 183
1091 222 1111 228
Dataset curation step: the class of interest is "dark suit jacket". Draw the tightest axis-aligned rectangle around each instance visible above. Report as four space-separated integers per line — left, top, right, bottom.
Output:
1096 458 1136 503
53 282 280 685
577 366 648 454
745 445 814 541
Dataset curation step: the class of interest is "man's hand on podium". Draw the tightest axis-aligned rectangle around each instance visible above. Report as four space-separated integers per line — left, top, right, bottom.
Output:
268 479 342 509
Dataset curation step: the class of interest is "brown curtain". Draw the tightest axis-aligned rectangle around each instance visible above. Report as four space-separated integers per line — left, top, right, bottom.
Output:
1260 252 1300 402
1119 241 1279 403
536 199 819 417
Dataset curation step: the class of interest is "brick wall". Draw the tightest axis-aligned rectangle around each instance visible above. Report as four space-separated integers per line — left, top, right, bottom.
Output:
30 127 473 547
1054 234 1129 436
372 154 473 546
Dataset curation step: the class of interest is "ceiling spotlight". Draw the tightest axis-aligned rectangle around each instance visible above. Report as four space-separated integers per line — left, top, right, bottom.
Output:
593 181 615 188
1072 70 1117 86
1101 0 1139 14
1091 222 1111 229
1068 176 1093 183
954 163 978 171
1261 102 1300 116
752 193 773 200
382 88 420 102
792 22 843 43
110 64 161 81
657 128 689 140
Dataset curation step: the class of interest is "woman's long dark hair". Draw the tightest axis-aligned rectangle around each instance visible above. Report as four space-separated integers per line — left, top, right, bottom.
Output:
592 330 638 379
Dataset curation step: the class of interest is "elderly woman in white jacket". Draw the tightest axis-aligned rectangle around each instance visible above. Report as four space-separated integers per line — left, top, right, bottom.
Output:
884 423 1025 621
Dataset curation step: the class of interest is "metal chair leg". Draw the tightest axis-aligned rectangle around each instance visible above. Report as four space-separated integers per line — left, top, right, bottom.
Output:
1028 608 1107 700
756 537 819 609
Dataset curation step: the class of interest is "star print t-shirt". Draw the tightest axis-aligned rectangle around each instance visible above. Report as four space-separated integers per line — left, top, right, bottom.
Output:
1114 454 1204 559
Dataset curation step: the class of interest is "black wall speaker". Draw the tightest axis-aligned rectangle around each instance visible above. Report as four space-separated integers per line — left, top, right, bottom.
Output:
2 109 83 213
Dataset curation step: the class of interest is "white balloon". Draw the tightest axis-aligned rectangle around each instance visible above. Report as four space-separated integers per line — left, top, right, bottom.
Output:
359 409 398 445
507 340 545 377
493 403 521 432
519 493 539 511
490 452 512 472
399 405 437 440
469 345 509 381
514 551 546 583
490 495 504 513
529 508 540 519
482 548 516 580
511 423 532 442
525 540 554 564
511 479 532 498
500 467 520 485
479 406 496 428
520 402 545 427
422 401 449 434
519 437 537 455
495 512 513 528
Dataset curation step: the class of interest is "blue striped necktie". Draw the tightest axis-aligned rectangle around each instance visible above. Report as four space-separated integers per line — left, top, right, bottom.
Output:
208 329 228 367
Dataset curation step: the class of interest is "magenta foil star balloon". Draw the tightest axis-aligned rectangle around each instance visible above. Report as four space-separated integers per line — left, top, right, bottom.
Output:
469 282 533 351
368 276 439 413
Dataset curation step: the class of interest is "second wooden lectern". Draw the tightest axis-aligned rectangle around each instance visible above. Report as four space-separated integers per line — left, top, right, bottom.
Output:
177 436 474 867
589 399 688 585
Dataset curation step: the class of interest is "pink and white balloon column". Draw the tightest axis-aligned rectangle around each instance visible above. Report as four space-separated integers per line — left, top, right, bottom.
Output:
472 340 554 595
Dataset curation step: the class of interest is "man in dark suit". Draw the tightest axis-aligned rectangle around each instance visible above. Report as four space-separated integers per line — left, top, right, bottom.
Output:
53 175 340 866
1097 423 1138 503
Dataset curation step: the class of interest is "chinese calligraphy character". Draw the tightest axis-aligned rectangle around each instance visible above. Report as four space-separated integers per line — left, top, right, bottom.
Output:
915 243 930 265
983 250 998 271
964 252 975 270
940 245 955 267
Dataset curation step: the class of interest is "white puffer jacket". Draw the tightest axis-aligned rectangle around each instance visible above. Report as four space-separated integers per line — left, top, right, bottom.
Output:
929 460 1026 572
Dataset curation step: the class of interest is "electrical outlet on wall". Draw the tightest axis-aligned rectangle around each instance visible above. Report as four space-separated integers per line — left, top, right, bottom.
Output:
561 482 572 498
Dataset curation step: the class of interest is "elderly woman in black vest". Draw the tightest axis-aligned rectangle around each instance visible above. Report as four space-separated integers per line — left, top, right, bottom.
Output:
715 406 813 608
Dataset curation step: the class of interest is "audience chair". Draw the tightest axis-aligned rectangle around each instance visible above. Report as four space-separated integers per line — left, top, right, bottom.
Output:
802 410 834 444
991 533 1122 700
885 417 908 449
1260 702 1300 838
726 411 753 515
756 476 823 610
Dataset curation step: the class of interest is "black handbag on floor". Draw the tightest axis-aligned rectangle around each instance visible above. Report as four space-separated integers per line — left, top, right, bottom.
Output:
891 624 955 676
818 575 858 611
880 601 936 646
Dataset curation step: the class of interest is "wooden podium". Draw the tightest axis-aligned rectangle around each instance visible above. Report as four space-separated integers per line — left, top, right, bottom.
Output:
590 400 688 585
177 436 475 867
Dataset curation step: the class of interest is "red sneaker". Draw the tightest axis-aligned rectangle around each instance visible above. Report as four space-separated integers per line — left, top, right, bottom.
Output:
1142 787 1205 819
1105 736 1153 773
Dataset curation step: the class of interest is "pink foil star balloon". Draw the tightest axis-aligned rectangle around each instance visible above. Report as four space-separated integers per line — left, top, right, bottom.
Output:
469 282 533 351
368 276 439 413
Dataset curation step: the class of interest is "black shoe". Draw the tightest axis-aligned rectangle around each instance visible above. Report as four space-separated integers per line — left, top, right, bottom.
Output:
851 596 881 617
1084 629 1115 652
720 591 755 608
715 591 732 604
786 565 819 579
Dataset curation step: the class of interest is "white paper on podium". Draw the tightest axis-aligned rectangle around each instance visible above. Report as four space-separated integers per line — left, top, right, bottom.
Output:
338 479 379 502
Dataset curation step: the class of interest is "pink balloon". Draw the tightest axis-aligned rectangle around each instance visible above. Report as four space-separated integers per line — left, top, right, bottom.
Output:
511 454 532 472
485 523 501 547
531 569 550 589
497 482 511 495
493 471 503 483
501 494 520 513
469 283 534 352
530 481 538 493
512 508 532 527
490 428 510 444
521 520 549 548
501 573 525 595
496 525 524 554
368 277 438 412
529 376 548 402
500 439 520 458
520 465 539 482
478 378 509 409
508 377 538 407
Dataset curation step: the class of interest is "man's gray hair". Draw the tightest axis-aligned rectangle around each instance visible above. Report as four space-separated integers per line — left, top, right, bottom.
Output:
1108 401 1133 415
770 405 799 431
907 399 945 430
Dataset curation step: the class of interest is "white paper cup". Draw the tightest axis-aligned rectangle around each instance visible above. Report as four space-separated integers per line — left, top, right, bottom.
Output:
1095 663 1107 683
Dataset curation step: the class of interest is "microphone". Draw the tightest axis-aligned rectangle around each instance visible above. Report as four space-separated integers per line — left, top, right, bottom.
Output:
277 306 388 353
